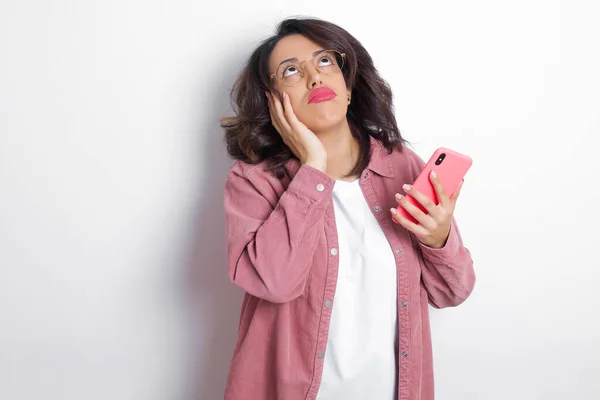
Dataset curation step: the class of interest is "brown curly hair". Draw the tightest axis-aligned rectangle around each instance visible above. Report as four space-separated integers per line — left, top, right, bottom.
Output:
221 17 406 178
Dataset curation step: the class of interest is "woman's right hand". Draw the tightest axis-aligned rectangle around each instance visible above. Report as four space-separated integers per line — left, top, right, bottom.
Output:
266 91 327 172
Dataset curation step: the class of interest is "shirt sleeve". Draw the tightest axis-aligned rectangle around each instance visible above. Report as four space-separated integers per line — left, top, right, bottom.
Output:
224 163 334 303
405 148 476 308
418 218 476 308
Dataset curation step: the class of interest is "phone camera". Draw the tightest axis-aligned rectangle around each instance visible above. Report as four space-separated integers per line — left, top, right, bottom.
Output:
435 153 446 166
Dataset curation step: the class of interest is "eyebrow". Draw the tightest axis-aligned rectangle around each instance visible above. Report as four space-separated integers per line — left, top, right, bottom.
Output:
277 49 327 67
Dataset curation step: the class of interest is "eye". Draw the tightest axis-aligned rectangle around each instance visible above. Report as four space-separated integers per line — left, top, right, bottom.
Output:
318 55 334 67
282 65 300 78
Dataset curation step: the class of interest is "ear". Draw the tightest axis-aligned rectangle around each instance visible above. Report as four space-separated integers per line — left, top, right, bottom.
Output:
347 90 352 104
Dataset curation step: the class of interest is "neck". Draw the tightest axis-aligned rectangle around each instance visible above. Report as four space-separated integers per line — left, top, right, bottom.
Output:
314 120 360 181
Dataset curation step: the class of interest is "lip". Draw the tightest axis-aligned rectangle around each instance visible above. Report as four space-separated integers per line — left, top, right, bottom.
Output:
308 87 337 104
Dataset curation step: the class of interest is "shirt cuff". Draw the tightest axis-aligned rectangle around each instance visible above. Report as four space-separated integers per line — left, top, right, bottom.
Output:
287 164 335 202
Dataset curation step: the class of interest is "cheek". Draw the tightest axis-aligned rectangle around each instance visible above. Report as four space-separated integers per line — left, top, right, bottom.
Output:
332 74 348 91
284 90 304 110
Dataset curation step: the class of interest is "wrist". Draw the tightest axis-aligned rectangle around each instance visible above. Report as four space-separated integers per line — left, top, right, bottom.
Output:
421 231 450 249
304 157 327 173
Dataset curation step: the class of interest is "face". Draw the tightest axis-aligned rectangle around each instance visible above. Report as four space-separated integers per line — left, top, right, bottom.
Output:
268 34 351 133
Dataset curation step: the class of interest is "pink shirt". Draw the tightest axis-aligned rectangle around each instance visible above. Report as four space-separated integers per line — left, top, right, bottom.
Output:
223 137 476 400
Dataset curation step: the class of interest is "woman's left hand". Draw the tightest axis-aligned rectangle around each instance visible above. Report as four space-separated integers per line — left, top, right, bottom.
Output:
390 170 463 248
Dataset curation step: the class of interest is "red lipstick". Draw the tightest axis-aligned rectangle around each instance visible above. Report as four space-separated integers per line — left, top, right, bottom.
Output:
308 87 337 104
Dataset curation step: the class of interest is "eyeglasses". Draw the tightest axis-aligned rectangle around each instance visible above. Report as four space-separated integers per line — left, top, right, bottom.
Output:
270 50 346 87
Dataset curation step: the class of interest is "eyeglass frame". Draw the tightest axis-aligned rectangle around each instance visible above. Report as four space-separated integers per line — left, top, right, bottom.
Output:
269 49 347 87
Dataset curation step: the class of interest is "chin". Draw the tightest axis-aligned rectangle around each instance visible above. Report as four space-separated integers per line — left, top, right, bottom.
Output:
302 109 348 133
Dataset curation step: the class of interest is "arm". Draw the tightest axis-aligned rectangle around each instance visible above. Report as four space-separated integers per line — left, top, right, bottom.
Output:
224 163 334 303
391 151 475 308
417 218 475 308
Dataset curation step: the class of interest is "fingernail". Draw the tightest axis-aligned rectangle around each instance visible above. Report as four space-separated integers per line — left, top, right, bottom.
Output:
390 208 398 215
430 170 437 178
265 91 269 97
282 92 287 100
395 193 403 200
402 184 411 192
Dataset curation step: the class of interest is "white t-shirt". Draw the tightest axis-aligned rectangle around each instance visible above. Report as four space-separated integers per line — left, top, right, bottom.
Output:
316 179 399 400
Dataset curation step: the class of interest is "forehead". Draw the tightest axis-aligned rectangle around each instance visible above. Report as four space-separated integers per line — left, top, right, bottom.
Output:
269 35 324 68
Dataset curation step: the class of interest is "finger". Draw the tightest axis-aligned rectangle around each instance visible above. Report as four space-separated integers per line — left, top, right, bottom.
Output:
266 93 283 134
390 208 429 236
281 92 302 128
402 184 440 219
429 170 450 209
268 107 283 134
269 91 292 133
265 94 280 128
395 193 436 231
450 179 464 205
265 93 274 120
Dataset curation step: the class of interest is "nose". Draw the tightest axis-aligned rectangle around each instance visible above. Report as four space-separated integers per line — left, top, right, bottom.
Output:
303 62 323 89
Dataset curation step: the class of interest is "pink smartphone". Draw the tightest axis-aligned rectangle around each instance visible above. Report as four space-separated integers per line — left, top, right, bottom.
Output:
397 147 473 224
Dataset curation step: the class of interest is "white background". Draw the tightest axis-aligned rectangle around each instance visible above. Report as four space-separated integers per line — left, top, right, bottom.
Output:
1 1 599 399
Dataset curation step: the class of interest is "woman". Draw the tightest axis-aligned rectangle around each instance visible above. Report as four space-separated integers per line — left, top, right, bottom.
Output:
220 17 475 400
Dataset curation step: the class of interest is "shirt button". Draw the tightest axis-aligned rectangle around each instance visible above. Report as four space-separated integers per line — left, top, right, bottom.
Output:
316 183 325 192
401 301 407 308
363 172 369 179
374 206 381 212
395 248 403 254
318 352 325 359
324 300 333 308
401 351 408 358
330 247 338 256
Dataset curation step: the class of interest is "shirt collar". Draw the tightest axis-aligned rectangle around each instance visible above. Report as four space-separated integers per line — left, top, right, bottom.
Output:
366 135 395 178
